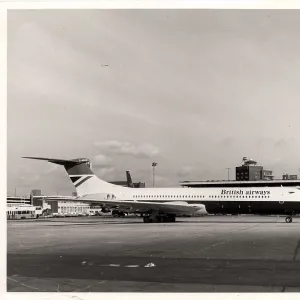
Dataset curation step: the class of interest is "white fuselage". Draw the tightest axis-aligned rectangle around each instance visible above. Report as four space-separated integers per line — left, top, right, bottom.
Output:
104 187 297 203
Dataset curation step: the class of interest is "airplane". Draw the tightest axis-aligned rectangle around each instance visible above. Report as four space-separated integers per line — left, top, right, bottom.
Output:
126 170 134 188
108 170 134 187
23 157 300 223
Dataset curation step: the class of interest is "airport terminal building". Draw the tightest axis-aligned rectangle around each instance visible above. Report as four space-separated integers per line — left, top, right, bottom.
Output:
180 157 300 188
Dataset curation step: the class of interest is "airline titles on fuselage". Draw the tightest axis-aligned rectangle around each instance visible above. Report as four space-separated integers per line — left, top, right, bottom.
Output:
221 189 271 196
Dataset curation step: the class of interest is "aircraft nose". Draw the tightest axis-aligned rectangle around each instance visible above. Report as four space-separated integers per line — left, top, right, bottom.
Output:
289 189 300 199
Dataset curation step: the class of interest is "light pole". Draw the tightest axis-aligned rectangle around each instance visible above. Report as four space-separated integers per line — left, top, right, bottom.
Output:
152 162 157 187
226 168 231 181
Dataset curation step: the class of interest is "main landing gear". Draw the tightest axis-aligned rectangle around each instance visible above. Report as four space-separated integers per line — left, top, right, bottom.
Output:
112 210 126 217
285 216 293 223
143 214 176 223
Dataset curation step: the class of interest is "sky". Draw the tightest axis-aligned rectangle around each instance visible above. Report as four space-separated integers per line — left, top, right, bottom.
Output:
7 9 300 196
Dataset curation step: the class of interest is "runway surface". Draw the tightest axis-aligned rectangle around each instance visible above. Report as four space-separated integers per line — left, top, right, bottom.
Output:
7 215 300 292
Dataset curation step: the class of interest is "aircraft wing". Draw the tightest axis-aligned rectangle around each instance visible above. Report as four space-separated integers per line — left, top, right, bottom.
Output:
35 195 204 214
78 198 204 214
32 195 76 200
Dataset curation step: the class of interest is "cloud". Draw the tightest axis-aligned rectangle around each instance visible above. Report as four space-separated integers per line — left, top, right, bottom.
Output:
92 154 113 168
257 137 298 149
176 166 193 178
7 10 300 194
42 164 59 174
219 137 235 147
94 167 116 178
274 137 296 148
94 140 160 159
92 154 120 179
153 175 175 187
19 174 41 187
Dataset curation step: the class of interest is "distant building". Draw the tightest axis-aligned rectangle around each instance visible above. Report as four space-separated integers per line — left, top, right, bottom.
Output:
7 189 40 206
180 179 300 188
283 174 298 180
180 157 300 188
36 198 89 215
6 196 31 206
31 189 43 206
56 201 90 215
236 165 262 181
132 182 146 188
262 169 274 180
110 181 145 188
48 200 58 214
235 157 273 181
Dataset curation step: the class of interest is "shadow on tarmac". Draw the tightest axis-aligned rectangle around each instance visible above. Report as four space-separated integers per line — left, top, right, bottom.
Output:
8 215 298 225
29 220 293 225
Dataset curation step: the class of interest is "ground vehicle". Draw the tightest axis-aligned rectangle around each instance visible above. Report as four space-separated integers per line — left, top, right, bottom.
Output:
6 205 42 220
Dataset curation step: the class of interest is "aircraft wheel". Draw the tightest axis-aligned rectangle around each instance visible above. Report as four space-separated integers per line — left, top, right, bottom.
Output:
285 216 293 223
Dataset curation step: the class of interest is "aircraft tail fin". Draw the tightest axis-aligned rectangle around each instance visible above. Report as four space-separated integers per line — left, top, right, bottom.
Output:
22 157 125 196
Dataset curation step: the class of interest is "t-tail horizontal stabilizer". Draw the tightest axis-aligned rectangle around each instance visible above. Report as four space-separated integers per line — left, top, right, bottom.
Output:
22 156 94 175
23 156 125 196
22 156 89 166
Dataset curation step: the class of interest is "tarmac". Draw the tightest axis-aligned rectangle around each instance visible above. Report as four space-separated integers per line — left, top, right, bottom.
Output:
6 215 300 292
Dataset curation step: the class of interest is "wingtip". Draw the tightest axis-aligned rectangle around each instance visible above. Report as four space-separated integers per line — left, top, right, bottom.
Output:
22 156 50 161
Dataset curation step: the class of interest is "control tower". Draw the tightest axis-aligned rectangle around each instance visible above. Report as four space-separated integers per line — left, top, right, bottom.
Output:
235 157 273 181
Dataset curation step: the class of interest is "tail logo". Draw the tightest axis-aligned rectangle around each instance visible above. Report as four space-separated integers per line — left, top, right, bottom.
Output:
70 175 94 187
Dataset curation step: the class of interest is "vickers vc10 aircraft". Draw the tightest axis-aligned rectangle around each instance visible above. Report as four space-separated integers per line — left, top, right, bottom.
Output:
23 157 300 223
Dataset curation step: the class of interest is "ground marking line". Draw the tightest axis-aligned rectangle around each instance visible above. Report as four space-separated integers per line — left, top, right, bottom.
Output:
7 276 47 291
293 240 300 261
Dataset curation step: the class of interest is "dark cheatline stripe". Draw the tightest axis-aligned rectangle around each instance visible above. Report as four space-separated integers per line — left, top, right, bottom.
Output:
75 176 93 187
195 200 300 215
70 176 81 183
132 200 300 215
